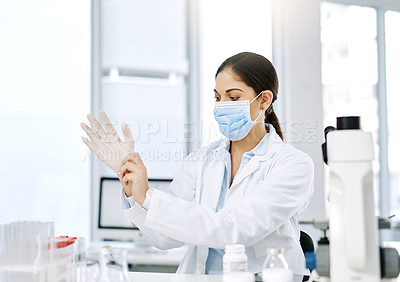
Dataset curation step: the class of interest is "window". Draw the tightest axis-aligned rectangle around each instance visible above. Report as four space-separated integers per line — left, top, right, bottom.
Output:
385 11 400 216
0 1 91 237
320 2 380 209
321 1 400 216
198 0 273 147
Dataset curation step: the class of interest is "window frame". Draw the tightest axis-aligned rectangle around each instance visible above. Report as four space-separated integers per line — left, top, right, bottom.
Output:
322 0 400 216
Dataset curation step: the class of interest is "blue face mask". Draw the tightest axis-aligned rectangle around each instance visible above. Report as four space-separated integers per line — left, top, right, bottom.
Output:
214 92 263 141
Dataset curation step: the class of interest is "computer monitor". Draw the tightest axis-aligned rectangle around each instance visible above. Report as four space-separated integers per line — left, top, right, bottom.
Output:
95 177 172 243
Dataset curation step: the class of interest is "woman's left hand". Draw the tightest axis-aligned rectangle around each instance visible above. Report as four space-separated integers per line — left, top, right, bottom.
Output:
119 152 149 205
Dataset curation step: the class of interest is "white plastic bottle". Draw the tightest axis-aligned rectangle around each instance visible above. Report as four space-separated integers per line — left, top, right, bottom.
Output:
223 244 248 273
262 247 293 282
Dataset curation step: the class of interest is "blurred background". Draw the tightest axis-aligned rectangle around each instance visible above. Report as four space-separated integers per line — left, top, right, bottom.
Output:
0 0 399 244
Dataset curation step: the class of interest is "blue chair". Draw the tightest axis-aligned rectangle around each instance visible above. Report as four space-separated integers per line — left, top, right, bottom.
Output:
300 231 315 281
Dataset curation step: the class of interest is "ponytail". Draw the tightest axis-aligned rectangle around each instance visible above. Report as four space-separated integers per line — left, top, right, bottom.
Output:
265 106 284 141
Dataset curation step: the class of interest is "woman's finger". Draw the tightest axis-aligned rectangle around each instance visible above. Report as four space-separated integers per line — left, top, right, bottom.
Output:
122 173 135 184
119 164 130 178
99 110 118 137
119 161 138 176
122 152 142 165
81 136 107 160
121 122 134 154
87 114 107 138
121 122 134 144
133 152 145 166
81 122 103 146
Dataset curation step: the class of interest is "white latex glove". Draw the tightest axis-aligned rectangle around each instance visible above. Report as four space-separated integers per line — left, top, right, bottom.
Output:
81 110 134 173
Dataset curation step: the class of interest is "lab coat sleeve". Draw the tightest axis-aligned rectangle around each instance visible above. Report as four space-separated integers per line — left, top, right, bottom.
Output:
142 152 314 249
121 202 185 250
121 190 135 208
120 151 199 249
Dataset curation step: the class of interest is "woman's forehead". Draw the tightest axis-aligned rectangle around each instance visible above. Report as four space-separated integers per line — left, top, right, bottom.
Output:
215 71 254 94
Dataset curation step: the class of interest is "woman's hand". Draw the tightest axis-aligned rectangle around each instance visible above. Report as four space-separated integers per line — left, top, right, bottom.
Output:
117 172 132 198
81 110 134 173
119 152 149 205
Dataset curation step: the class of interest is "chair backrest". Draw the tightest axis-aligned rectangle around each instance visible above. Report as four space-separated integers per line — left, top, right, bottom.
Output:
300 230 314 253
300 231 314 282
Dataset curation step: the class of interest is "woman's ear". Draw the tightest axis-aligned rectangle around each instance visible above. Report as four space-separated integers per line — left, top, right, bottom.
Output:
260 90 273 111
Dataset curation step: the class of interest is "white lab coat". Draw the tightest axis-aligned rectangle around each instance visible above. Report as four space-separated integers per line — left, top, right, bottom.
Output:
121 125 314 277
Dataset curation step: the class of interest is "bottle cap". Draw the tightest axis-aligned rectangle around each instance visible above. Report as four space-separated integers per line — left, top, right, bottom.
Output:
225 244 245 253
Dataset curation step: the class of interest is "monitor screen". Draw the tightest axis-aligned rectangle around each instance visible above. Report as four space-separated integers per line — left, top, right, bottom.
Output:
98 177 172 230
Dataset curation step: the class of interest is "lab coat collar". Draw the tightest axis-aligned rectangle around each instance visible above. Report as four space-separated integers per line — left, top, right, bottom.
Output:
247 125 271 156
212 123 282 160
225 124 284 189
215 137 230 153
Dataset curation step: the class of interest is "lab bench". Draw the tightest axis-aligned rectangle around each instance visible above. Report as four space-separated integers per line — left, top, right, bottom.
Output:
128 272 223 282
87 241 187 273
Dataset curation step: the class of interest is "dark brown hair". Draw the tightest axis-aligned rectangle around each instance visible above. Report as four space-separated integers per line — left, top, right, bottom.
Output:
215 52 283 140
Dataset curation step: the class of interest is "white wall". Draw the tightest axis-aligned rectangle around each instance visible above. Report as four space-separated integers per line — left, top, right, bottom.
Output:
272 0 326 243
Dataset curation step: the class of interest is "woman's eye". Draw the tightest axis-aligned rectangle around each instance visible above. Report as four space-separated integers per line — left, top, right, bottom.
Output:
214 96 220 101
230 97 239 101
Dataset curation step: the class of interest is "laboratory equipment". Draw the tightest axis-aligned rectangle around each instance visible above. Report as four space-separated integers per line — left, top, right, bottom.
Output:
74 237 87 282
0 221 82 282
315 232 330 277
223 244 248 273
301 216 400 279
0 221 54 282
96 247 131 282
300 219 330 277
262 247 293 282
321 116 399 281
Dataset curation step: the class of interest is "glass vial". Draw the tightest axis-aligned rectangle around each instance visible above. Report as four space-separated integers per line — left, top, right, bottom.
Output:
262 247 293 282
97 247 131 282
223 244 248 273
74 237 86 282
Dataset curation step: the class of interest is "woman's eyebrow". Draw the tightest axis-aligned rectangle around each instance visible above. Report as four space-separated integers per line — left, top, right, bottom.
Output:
214 88 244 94
226 88 244 93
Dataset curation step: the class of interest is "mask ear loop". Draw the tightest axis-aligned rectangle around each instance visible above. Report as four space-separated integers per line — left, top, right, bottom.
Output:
250 91 264 122
250 91 263 104
253 110 263 122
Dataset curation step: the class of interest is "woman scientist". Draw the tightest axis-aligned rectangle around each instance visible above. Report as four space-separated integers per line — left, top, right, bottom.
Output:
82 52 314 280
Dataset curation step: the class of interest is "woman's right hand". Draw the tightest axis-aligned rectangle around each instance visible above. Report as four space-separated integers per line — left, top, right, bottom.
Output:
117 172 133 197
118 153 149 205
